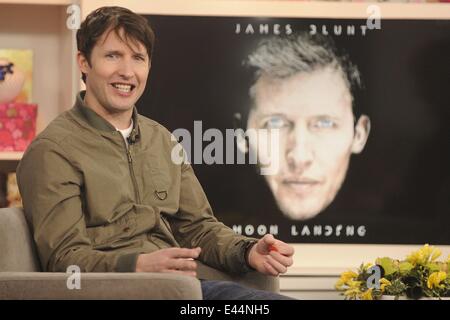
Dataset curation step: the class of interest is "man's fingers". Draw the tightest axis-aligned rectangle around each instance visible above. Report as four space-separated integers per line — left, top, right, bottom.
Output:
276 244 294 257
263 236 295 258
266 255 287 274
263 261 279 276
169 258 197 271
269 250 293 267
268 241 294 257
168 247 201 259
263 234 276 246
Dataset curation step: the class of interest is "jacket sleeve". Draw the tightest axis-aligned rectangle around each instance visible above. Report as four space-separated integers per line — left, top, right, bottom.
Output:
166 161 258 275
16 138 138 273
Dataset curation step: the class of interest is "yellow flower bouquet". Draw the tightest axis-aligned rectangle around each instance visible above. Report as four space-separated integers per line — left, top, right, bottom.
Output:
335 244 450 300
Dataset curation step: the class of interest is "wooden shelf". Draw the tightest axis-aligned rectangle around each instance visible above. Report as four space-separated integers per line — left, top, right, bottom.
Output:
0 0 78 172
0 152 24 161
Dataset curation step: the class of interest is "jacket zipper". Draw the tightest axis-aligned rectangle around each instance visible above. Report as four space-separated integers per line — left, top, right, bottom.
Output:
124 142 141 204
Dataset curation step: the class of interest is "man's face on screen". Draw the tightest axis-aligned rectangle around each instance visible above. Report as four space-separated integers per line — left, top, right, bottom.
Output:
247 67 369 220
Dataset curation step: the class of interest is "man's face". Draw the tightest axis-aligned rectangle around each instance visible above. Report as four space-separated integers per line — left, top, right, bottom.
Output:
247 67 369 220
78 28 150 115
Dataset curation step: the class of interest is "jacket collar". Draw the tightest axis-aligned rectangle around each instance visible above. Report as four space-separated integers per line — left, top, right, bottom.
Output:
74 91 140 142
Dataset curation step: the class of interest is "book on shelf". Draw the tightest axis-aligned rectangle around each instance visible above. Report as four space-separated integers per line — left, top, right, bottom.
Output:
0 173 6 208
6 172 22 208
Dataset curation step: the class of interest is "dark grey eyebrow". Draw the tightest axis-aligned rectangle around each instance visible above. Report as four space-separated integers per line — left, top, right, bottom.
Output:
104 50 123 55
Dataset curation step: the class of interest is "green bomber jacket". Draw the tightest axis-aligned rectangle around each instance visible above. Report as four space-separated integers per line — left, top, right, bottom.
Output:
17 91 256 274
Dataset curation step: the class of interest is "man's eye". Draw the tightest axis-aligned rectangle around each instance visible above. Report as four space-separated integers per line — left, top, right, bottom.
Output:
264 116 288 129
106 54 118 59
313 119 336 129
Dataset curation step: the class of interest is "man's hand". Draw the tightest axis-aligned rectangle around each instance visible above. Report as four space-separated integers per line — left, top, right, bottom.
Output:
135 247 201 277
247 234 294 276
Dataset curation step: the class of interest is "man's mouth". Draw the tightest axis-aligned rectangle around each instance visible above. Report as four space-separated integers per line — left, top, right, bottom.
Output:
283 178 320 185
281 178 321 194
110 83 136 94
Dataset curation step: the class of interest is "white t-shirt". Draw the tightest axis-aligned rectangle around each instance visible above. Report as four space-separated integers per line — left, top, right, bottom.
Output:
116 119 133 147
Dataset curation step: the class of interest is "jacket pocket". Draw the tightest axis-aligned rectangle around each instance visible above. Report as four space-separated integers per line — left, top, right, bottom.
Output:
149 166 171 201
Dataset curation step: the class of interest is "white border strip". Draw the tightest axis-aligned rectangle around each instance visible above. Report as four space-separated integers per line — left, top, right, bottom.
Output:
81 0 450 20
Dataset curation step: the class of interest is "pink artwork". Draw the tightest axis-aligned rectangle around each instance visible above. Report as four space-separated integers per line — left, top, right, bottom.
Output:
0 102 37 151
0 49 37 152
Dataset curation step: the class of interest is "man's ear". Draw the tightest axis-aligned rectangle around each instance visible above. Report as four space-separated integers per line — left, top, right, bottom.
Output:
351 115 371 154
234 113 249 154
236 132 248 154
77 51 91 75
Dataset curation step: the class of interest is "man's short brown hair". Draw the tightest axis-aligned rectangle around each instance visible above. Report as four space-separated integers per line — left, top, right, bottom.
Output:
76 6 156 83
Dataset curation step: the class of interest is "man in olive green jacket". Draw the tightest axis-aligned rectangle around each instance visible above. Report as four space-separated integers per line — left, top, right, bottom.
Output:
17 6 294 299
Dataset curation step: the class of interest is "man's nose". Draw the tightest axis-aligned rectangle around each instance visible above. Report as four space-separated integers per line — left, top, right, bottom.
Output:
117 59 134 79
285 126 314 172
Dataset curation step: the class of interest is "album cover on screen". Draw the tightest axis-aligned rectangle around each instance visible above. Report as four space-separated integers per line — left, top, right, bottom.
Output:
138 15 450 245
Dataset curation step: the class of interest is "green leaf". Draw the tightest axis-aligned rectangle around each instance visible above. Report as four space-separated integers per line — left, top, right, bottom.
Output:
426 263 440 273
399 262 414 274
376 257 397 276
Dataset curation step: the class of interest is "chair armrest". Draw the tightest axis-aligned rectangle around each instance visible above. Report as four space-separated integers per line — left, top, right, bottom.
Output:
196 262 280 293
0 272 202 300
